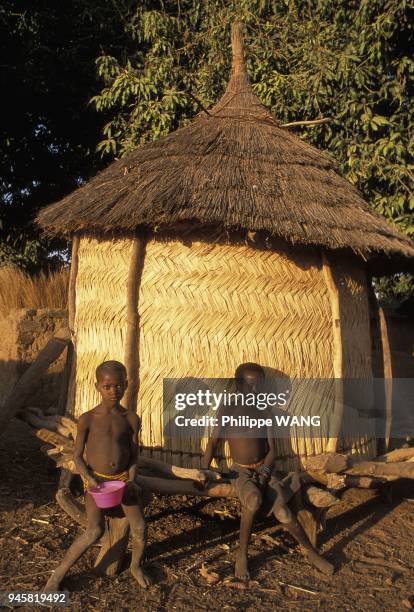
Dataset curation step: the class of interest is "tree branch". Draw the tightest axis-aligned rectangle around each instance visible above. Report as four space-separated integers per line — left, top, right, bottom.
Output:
281 118 331 128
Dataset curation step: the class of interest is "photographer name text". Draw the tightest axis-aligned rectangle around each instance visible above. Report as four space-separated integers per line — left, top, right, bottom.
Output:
174 414 321 428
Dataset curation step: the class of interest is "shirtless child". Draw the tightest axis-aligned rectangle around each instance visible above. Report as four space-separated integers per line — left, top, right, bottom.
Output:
44 360 151 591
201 362 334 580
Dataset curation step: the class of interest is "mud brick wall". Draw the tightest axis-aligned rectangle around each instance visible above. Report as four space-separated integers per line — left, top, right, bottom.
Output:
0 308 68 410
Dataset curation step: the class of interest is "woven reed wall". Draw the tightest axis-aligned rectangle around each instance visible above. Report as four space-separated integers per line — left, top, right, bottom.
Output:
69 234 375 470
136 237 331 470
334 254 376 457
68 237 133 418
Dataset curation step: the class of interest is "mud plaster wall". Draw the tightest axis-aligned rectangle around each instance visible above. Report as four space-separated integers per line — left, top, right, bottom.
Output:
0 308 68 409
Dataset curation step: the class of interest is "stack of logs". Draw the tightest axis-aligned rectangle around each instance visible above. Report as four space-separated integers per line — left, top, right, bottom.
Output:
16 405 414 578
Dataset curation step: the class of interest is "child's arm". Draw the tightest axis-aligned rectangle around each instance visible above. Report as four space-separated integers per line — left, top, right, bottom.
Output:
127 413 141 483
258 412 276 486
200 405 226 470
73 413 98 488
263 412 276 469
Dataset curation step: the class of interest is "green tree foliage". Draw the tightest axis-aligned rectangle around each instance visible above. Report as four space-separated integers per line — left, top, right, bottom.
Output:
3 0 413 299
375 272 414 302
0 1 131 271
91 0 414 243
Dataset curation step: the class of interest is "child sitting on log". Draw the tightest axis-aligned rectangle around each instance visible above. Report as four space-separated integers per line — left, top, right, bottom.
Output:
44 360 151 591
201 362 334 580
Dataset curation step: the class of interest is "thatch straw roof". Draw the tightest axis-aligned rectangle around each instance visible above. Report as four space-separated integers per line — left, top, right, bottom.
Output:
37 23 414 267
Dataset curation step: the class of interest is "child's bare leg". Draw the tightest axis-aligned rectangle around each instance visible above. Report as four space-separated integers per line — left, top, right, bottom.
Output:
122 491 151 588
235 488 262 581
44 493 104 591
272 502 334 575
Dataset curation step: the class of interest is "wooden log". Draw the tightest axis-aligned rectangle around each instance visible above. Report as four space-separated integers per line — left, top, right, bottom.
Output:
29 413 77 440
304 469 394 489
137 456 220 482
321 250 344 454
58 468 74 490
65 235 79 418
377 447 414 463
46 415 77 439
44 447 62 457
326 472 347 490
57 416 77 439
304 486 339 508
94 515 130 577
124 236 146 413
368 281 393 455
344 475 398 487
298 509 318 548
304 453 349 473
378 305 393 452
55 456 77 472
135 474 235 497
68 235 79 336
345 461 414 479
304 453 414 479
34 428 74 450
55 488 87 527
303 470 329 486
0 330 70 434
290 488 318 548
57 343 74 416
21 412 74 439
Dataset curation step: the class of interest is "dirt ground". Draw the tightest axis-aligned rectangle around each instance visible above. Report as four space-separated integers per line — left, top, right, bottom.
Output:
1 420 414 611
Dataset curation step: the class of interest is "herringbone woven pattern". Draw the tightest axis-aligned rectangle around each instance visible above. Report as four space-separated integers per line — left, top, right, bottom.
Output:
69 235 375 469
68 236 133 418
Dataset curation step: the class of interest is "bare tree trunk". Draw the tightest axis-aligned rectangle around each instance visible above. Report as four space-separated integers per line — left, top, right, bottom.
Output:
0 330 70 434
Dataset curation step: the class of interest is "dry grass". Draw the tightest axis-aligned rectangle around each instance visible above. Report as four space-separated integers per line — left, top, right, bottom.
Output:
0 267 69 317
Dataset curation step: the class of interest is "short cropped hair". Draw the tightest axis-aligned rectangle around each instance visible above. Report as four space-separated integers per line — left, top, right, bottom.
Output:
96 360 127 381
235 362 265 390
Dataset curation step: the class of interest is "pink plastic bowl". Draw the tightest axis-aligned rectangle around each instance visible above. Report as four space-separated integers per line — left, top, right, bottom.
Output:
88 480 126 508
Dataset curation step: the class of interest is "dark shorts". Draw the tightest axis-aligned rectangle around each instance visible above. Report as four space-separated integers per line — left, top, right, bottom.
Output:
232 464 301 516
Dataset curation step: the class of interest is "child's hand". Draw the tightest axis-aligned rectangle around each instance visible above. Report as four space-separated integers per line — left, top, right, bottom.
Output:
258 466 272 490
88 476 99 488
258 472 270 489
199 469 220 487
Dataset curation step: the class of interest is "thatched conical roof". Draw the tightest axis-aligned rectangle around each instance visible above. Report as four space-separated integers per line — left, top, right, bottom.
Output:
37 23 414 267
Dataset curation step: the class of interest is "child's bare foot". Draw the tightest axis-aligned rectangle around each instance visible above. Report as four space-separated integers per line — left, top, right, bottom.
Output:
131 566 152 588
43 574 61 593
234 549 250 581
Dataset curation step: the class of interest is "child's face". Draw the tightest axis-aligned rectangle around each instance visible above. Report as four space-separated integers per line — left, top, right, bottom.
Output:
95 371 127 405
241 369 264 393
